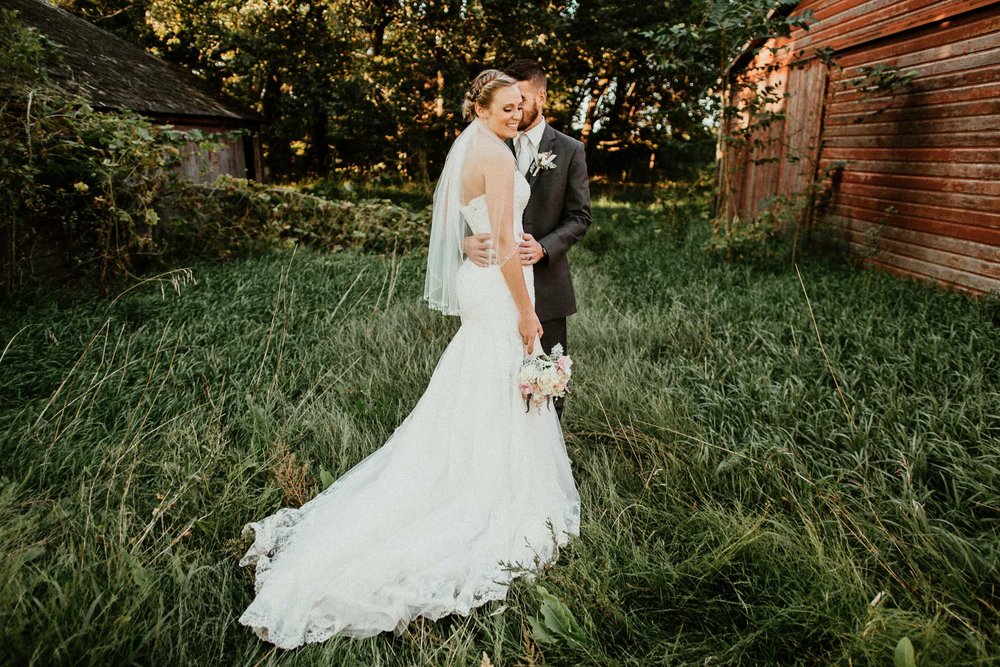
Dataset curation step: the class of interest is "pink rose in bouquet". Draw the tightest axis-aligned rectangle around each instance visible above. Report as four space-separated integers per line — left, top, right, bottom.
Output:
517 344 572 412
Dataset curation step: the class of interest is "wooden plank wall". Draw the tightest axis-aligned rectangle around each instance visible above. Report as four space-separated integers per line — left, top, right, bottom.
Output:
721 48 792 221
776 61 828 206
722 0 1000 294
819 4 1000 293
793 0 997 52
170 124 251 184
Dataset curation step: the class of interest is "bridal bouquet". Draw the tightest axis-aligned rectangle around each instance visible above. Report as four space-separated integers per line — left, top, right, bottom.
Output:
518 344 572 412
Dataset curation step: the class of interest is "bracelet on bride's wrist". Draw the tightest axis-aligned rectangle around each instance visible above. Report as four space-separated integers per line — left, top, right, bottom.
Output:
498 248 517 267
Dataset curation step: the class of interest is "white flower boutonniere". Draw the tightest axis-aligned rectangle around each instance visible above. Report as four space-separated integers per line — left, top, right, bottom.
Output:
534 151 557 172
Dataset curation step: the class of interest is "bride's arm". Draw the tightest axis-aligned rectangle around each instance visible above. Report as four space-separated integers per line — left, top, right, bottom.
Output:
484 153 542 353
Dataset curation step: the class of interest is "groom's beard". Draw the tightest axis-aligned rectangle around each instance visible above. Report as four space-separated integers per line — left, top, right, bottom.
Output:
519 106 539 131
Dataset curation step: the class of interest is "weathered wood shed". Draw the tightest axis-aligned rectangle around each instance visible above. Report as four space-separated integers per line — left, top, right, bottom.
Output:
9 0 262 182
721 0 1000 294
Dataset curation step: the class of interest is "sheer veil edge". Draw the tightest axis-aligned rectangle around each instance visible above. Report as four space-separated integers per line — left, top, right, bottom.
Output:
423 119 511 315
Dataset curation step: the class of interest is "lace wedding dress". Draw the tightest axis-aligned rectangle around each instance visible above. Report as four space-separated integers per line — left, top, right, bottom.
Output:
238 142 581 648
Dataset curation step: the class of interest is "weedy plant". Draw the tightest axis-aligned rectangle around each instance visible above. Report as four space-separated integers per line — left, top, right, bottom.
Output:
0 11 428 299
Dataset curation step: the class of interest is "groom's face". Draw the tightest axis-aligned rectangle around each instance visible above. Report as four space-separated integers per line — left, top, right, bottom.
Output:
516 78 546 131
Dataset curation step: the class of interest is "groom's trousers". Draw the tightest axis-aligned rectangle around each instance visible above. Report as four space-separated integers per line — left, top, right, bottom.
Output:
540 317 567 420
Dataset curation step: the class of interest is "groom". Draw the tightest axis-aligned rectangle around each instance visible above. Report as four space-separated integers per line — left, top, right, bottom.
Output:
465 59 592 418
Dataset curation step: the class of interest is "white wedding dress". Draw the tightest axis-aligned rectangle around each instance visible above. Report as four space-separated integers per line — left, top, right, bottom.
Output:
238 165 581 648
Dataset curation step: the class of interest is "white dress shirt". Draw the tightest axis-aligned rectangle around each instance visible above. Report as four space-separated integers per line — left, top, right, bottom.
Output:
515 119 547 176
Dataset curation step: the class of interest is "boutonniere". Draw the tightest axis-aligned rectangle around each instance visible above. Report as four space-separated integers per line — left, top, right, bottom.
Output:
534 151 557 172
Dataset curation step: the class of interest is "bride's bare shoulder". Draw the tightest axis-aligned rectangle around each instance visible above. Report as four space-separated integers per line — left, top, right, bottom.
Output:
476 139 514 170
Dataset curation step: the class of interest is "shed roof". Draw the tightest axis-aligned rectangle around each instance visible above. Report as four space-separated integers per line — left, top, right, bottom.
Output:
8 0 259 125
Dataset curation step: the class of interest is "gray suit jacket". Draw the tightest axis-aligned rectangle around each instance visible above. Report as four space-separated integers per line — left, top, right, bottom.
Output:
515 124 591 322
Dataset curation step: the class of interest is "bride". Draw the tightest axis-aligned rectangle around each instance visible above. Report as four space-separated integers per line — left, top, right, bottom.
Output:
237 70 581 649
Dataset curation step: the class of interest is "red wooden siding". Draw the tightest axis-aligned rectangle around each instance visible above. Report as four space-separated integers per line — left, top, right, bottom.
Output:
722 0 1000 294
721 52 827 222
820 4 1000 292
793 0 998 53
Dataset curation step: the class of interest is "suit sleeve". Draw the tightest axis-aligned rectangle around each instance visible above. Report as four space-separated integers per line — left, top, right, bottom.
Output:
539 140 591 265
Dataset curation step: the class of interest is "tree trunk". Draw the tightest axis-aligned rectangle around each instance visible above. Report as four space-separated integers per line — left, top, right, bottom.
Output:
371 0 393 56
435 70 445 118
260 66 289 176
579 77 609 143
1 198 13 295
309 100 329 173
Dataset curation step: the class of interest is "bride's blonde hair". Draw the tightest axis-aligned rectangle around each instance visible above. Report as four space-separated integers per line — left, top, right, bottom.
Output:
462 69 518 122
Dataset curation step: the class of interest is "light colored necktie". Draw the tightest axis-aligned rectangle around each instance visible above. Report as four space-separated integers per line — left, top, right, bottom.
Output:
516 133 533 175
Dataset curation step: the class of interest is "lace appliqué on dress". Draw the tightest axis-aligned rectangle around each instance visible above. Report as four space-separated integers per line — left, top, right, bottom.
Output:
238 167 578 649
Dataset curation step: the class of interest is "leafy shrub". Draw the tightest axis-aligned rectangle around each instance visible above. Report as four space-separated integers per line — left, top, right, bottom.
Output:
706 194 797 262
303 174 434 211
160 176 430 260
654 170 714 244
1 11 190 294
0 9 429 298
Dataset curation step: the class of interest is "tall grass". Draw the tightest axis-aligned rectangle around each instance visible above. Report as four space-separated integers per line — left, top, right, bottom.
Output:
1 193 997 665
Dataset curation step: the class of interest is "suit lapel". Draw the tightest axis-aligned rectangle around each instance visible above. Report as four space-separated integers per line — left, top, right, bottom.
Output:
527 124 557 191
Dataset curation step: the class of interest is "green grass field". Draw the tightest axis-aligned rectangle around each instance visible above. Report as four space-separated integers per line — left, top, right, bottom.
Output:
1 194 998 665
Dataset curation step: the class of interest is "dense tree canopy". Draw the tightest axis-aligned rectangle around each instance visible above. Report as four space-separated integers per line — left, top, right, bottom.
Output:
52 0 797 181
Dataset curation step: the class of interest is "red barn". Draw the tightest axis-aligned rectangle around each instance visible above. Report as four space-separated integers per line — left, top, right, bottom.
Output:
721 0 1000 294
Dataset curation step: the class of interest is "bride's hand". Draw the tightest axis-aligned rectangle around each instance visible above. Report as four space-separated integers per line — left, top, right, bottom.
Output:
519 311 543 354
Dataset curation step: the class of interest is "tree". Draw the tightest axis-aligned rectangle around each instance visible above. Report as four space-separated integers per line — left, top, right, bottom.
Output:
56 0 808 182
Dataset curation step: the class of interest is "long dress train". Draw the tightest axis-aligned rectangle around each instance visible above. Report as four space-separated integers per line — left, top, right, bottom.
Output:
238 170 581 648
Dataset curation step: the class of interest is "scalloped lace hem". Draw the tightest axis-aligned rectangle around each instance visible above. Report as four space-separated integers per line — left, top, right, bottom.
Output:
238 503 580 649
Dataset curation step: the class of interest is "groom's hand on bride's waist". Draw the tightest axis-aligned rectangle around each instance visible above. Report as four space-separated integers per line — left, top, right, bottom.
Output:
464 233 493 267
518 234 546 266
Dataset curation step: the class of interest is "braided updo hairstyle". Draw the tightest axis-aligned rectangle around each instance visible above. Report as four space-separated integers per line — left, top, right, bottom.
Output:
462 69 518 122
